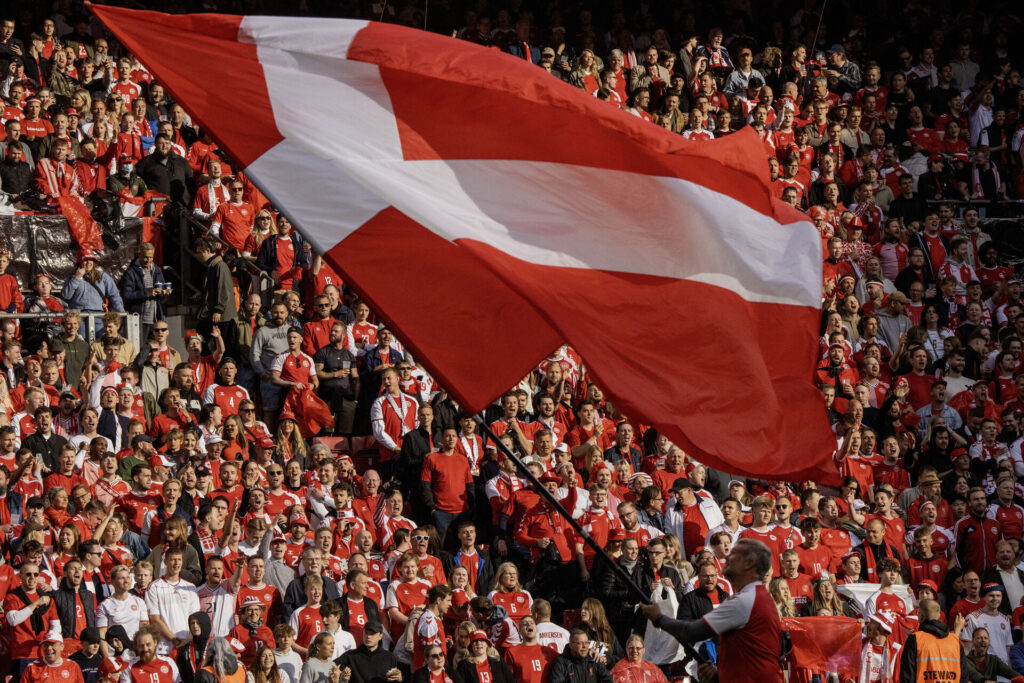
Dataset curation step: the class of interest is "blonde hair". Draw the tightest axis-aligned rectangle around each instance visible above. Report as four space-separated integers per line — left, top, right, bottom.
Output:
492 562 522 592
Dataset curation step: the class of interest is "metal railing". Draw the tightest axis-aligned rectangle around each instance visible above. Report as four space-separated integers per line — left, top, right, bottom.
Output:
163 202 275 310
0 311 141 347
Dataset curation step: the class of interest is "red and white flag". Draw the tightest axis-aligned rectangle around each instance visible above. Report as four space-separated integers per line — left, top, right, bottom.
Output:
90 5 838 480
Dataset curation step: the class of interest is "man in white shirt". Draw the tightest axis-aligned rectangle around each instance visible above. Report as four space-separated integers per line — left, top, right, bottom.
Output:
145 547 200 655
961 583 1013 661
531 598 570 654
196 555 241 638
96 565 149 641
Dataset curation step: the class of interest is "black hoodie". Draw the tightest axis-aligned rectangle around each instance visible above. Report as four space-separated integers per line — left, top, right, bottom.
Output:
177 611 213 683
899 619 968 683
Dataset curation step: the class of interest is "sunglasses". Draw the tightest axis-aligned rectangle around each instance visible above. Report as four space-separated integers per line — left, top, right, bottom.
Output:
411 535 429 541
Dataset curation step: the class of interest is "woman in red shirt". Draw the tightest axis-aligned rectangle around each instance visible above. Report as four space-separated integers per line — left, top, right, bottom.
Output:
453 632 514 683
221 415 249 461
488 562 533 627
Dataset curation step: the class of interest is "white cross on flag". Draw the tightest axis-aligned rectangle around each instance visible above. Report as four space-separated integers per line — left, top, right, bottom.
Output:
90 4 839 480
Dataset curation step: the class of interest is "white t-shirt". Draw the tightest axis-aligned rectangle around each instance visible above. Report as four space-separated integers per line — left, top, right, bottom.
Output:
274 649 303 683
536 621 570 654
145 577 200 653
96 593 150 640
196 580 238 638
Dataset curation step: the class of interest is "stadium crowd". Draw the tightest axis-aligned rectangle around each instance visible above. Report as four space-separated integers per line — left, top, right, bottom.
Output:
0 0 1023 682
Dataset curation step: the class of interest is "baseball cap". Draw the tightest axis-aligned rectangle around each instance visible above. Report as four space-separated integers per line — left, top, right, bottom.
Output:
539 472 561 484
131 434 154 447
917 579 939 593
364 619 384 634
541 47 556 57
671 477 693 491
257 436 275 449
229 638 246 654
828 43 845 55
80 627 102 644
289 512 310 528
77 248 97 262
43 625 62 644
470 630 490 644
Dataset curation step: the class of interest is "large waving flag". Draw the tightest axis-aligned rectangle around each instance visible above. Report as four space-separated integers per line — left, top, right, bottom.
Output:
90 5 838 481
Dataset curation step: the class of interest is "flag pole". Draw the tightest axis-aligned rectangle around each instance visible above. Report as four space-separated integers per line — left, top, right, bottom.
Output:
473 416 706 663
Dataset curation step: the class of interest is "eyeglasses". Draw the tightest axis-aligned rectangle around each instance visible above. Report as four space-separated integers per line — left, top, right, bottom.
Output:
411 535 429 541
317 304 331 308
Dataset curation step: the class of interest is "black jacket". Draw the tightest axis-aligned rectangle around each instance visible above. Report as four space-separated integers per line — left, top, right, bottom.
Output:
335 645 400 683
0 158 32 195
441 549 495 595
284 573 341 614
454 657 515 683
593 557 644 621
22 430 68 473
412 667 457 683
638 563 684 603
136 151 194 204
53 581 96 637
176 612 212 683
548 646 613 683
899 619 968 683
339 594 380 636
677 585 731 621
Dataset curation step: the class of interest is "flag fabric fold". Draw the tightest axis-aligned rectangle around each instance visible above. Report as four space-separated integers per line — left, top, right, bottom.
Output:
89 4 839 481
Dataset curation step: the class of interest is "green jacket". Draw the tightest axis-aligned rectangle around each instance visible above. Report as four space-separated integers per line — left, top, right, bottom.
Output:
199 255 237 322
964 651 1021 683
232 313 265 369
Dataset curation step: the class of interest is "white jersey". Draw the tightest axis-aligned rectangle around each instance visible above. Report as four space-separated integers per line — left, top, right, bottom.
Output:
96 593 150 640
145 577 200 654
196 580 237 637
536 621 570 654
962 609 1013 659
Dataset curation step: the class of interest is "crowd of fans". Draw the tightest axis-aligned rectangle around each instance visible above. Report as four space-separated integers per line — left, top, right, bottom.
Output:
0 1 1022 683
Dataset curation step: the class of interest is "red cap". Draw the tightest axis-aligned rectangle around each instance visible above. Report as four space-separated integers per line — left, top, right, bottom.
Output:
279 410 297 422
871 611 895 633
99 658 129 675
65 107 79 117
470 630 490 644
451 590 470 607
950 447 968 460
289 512 309 528
809 206 827 219
257 436 275 448
25 354 42 365
228 638 246 654
609 528 627 542
77 248 97 262
917 579 939 593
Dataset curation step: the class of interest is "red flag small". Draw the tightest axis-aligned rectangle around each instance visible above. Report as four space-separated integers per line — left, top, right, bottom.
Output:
57 196 103 251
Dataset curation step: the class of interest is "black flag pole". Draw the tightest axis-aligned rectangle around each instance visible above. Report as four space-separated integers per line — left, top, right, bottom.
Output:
473 415 707 664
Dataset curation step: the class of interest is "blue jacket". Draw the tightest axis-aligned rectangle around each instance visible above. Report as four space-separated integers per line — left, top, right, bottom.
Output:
121 260 166 319
61 271 124 314
255 231 312 289
507 43 541 64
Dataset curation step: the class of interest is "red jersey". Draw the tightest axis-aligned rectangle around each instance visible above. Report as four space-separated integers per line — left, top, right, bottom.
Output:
905 553 948 591
128 658 178 683
796 543 834 575
202 384 250 417
289 604 324 648
504 644 557 683
119 490 163 533
739 528 783 576
211 201 256 251
490 589 533 627
24 659 85 683
4 589 59 659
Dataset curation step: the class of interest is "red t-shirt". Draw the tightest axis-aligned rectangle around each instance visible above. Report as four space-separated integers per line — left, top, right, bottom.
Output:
290 604 324 648
504 644 557 683
3 589 59 659
421 451 473 513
